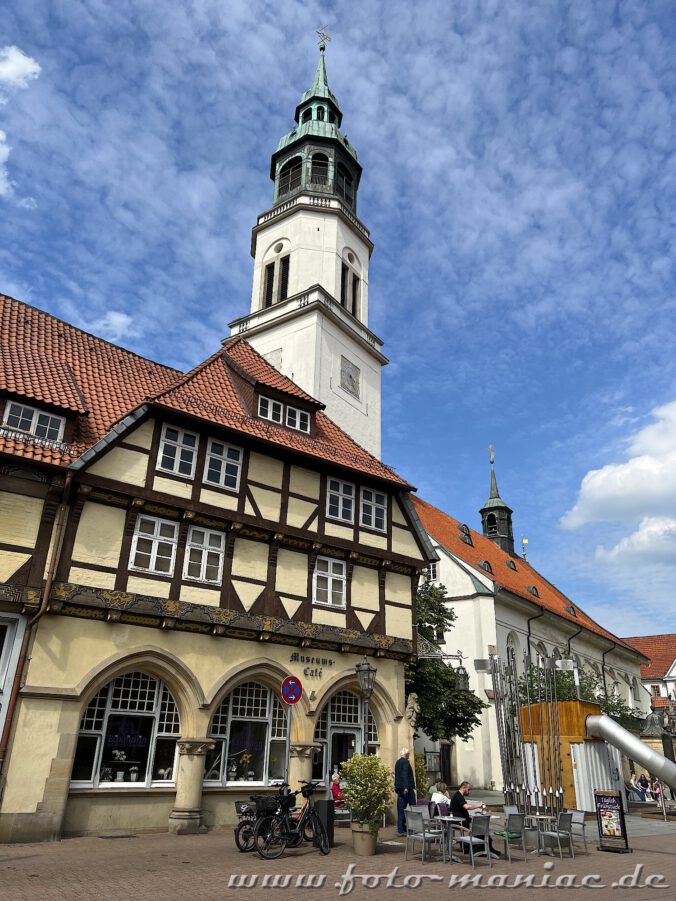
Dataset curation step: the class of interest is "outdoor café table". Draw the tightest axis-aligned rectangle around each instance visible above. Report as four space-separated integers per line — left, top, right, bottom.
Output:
436 814 501 863
526 813 557 855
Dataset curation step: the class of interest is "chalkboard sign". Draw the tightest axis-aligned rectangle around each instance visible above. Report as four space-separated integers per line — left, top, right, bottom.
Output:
594 789 631 853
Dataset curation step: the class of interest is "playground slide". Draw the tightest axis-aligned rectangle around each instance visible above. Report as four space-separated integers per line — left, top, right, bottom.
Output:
586 714 676 791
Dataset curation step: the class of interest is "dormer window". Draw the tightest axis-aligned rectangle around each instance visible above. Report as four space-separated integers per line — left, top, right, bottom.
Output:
3 401 65 441
506 559 517 571
527 585 540 598
286 405 310 433
479 560 493 574
158 424 198 478
258 396 283 424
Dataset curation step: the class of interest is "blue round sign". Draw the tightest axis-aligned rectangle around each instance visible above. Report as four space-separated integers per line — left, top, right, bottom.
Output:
281 675 303 705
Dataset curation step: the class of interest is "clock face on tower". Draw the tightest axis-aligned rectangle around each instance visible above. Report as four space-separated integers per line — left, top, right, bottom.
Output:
340 356 361 399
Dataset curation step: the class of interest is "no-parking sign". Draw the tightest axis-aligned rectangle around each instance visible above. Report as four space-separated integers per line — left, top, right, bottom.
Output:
281 675 303 705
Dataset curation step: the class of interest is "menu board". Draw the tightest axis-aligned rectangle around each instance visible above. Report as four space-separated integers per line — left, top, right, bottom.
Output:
594 790 631 853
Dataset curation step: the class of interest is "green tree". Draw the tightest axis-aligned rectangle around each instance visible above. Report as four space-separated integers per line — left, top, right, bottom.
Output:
405 578 486 742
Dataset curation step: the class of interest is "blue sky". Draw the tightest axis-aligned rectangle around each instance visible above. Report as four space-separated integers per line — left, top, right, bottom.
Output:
2 1 676 635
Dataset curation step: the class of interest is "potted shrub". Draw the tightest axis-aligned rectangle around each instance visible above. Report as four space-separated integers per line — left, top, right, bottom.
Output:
340 753 393 856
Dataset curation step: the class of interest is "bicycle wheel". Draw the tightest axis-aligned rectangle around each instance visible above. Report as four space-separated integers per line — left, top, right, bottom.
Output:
234 818 255 853
312 813 330 855
254 814 287 860
302 817 314 843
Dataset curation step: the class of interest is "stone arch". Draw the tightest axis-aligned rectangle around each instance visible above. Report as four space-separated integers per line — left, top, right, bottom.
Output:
310 669 401 726
73 645 206 737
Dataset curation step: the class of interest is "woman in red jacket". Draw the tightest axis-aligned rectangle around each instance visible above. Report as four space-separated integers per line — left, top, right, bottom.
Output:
331 772 345 808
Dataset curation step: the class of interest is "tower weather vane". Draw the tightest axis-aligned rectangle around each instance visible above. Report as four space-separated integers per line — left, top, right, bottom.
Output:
488 443 495 465
317 27 331 47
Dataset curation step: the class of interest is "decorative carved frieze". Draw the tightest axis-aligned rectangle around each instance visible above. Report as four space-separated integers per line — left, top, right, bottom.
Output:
177 740 215 756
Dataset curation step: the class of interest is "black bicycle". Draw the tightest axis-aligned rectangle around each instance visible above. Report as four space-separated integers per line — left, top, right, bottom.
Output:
234 785 291 853
253 780 330 858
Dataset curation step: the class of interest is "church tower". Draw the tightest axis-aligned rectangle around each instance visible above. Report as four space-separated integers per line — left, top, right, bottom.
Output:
480 454 515 556
229 42 386 457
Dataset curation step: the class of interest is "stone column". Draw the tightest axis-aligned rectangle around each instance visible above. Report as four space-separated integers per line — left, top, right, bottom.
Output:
168 739 214 835
288 743 319 789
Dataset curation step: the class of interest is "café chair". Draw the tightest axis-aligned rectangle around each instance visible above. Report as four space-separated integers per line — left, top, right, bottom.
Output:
405 809 446 863
455 814 493 869
493 813 527 862
538 811 575 859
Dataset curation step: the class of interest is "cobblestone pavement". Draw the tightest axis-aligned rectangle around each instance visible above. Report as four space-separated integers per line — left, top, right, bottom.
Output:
0 820 675 901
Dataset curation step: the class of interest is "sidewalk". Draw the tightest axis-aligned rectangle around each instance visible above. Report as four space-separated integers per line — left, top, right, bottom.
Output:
0 818 674 900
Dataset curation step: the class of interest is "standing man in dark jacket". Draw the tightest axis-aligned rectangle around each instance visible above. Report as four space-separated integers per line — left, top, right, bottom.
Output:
394 747 416 835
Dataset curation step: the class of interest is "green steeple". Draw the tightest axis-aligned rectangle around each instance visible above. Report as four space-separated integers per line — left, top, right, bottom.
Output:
480 452 515 556
299 43 337 108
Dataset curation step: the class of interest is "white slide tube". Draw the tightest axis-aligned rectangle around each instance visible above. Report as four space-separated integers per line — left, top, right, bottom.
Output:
586 714 676 790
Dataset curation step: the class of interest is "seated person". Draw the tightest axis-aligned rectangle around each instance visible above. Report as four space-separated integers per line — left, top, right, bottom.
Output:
450 781 501 858
331 772 345 808
630 774 646 801
430 781 450 814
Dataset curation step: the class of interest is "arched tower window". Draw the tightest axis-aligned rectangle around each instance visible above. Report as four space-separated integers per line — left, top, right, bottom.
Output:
506 631 521 674
70 671 181 788
335 163 354 208
311 153 329 186
317 106 325 121
204 680 289 785
486 513 498 536
278 156 302 198
340 250 361 318
302 108 312 123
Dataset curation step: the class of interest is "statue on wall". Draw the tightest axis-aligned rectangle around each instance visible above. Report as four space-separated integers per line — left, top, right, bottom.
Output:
405 693 420 730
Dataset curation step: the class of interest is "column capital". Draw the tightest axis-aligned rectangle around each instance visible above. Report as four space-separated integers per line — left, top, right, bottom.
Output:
177 739 215 757
289 742 320 760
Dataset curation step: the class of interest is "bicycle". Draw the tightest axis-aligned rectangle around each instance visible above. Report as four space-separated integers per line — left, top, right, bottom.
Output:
253 780 330 858
234 784 291 852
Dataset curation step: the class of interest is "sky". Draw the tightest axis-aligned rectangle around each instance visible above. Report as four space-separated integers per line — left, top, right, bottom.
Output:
1 0 676 636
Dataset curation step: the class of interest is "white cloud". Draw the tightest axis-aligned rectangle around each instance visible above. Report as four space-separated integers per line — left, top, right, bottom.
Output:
562 402 676 529
0 131 10 196
595 517 676 566
0 46 41 89
0 46 40 200
86 311 139 344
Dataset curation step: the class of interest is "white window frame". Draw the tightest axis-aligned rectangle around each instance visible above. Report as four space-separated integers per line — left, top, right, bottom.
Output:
426 561 438 581
3 401 66 441
286 405 310 433
360 488 387 532
312 555 347 608
258 395 283 424
204 438 243 492
157 424 199 478
183 526 225 584
70 672 180 789
129 515 178 576
326 478 355 523
204 681 289 786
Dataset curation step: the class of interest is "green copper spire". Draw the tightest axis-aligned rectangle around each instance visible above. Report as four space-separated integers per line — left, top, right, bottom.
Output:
480 448 515 556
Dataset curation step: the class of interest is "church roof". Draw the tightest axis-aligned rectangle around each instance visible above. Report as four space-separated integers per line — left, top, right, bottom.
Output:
0 293 409 487
412 495 643 654
620 634 676 680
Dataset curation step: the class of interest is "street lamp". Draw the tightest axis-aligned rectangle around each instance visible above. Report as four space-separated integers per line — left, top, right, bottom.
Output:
355 656 377 754
454 663 470 692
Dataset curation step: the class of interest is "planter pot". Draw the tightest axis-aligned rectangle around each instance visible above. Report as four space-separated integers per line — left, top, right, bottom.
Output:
115 771 125 782
351 822 378 856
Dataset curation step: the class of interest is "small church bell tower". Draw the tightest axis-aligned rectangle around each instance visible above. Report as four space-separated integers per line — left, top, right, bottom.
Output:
480 450 515 556
229 40 386 457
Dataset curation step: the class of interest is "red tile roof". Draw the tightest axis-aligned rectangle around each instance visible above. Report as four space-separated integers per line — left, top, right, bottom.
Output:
0 294 409 487
620 634 676 680
0 293 180 465
149 338 410 487
412 495 642 654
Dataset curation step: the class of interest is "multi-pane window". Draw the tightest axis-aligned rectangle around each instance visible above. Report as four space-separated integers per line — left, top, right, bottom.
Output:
311 692 379 781
327 478 354 523
70 672 180 787
204 439 242 491
313 556 346 608
183 527 224 584
130 516 178 575
158 425 198 477
286 406 310 433
3 401 65 441
203 681 288 785
360 488 387 532
258 396 283 423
